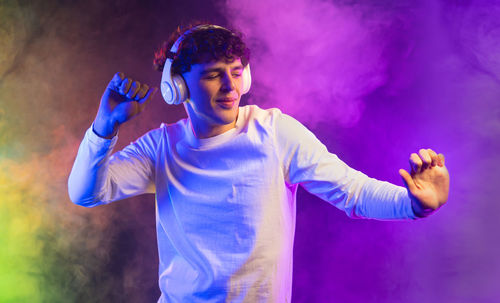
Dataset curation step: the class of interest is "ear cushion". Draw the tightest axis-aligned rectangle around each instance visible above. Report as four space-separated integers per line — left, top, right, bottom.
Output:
160 55 177 105
171 74 188 105
241 64 252 94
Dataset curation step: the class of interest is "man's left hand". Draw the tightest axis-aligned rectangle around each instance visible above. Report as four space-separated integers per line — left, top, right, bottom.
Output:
399 148 450 218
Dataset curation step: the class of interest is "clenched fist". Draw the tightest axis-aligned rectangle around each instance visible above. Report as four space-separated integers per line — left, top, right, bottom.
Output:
93 72 158 138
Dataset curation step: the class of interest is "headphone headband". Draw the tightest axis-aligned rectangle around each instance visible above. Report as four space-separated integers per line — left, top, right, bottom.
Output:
170 25 229 54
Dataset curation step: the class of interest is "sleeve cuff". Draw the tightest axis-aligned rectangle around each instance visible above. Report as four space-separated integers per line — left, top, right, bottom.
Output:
87 123 119 149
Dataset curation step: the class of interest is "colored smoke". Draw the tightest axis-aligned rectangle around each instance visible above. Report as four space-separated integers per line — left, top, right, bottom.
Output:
0 0 499 302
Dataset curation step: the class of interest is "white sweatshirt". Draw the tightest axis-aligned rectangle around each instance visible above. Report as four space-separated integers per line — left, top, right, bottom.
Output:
68 105 416 303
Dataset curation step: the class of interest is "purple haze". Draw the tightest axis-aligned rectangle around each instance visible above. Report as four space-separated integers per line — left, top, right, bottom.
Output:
1 0 499 301
223 0 500 302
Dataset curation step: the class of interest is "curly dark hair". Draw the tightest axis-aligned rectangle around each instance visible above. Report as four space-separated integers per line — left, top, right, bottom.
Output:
153 23 250 75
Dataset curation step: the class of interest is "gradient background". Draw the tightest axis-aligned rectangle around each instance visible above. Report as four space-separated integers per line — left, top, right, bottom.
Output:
1 0 499 302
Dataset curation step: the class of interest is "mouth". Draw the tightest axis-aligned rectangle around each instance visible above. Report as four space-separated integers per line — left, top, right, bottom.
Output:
216 98 237 108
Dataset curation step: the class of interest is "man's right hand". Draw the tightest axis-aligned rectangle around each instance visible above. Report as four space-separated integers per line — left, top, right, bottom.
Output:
93 72 158 139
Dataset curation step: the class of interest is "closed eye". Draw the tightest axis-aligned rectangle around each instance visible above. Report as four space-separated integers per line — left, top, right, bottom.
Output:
203 73 220 80
203 72 242 80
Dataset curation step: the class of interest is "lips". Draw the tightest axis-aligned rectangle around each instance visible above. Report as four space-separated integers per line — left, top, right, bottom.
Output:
216 98 237 108
216 98 236 102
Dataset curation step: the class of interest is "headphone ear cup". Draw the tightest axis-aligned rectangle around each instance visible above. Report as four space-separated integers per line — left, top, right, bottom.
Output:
171 74 188 104
241 64 252 94
160 79 175 104
160 58 179 105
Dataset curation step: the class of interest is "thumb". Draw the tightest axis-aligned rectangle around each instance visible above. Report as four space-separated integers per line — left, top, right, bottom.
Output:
138 87 158 108
399 168 417 193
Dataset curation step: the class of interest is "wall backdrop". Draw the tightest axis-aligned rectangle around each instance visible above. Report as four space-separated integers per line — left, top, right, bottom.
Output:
1 0 499 302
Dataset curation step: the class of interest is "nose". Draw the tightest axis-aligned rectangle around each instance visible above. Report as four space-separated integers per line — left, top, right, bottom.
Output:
220 72 236 92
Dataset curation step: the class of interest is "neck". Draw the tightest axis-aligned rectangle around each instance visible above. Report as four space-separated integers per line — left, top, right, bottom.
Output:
190 119 236 139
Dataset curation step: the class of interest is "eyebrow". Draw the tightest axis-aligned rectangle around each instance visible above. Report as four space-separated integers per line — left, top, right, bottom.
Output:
200 65 244 75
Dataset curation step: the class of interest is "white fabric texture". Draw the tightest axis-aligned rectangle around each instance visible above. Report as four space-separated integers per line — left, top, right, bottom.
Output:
68 105 416 303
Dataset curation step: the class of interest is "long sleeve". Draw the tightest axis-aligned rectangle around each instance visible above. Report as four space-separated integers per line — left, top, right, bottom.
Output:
274 112 416 220
68 125 156 207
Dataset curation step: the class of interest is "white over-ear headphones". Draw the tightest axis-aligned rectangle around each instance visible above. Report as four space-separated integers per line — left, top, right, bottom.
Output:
160 24 252 105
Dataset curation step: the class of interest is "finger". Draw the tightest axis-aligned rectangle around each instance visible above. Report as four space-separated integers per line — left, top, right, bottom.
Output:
427 148 438 167
438 153 445 167
119 78 133 95
126 81 141 99
418 148 432 169
399 169 417 193
108 72 125 91
135 83 150 100
409 153 422 173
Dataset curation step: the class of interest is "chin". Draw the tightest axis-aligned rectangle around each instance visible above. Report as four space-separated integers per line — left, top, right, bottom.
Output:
217 113 238 125
213 108 238 125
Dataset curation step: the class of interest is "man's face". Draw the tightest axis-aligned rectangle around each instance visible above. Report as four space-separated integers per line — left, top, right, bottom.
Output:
182 58 244 132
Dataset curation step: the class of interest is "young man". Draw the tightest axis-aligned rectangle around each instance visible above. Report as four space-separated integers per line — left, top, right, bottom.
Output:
68 24 449 302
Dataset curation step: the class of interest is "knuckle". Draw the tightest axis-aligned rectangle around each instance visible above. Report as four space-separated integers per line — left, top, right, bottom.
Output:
418 149 430 162
121 79 130 90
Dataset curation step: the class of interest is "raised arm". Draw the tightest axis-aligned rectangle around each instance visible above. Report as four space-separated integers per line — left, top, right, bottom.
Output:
68 73 158 207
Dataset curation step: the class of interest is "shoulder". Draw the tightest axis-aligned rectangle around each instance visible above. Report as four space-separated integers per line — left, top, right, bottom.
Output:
238 105 318 147
240 105 307 127
238 105 284 128
240 105 310 135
